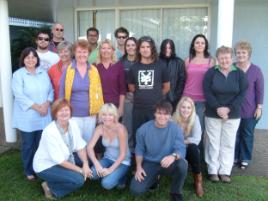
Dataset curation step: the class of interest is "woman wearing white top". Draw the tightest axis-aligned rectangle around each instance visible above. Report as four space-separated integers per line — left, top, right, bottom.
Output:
87 103 131 190
33 99 92 199
173 96 204 197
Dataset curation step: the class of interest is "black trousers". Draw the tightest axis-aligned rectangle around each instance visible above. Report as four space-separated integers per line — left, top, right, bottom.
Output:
130 159 188 195
186 143 201 173
132 107 154 147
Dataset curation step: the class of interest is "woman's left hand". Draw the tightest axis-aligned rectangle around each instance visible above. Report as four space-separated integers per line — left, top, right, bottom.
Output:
118 107 124 118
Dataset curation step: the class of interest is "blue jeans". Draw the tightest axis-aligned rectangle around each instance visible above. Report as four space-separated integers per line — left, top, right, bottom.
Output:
130 159 188 195
235 118 258 163
194 101 205 132
91 157 129 190
36 165 85 198
20 130 42 176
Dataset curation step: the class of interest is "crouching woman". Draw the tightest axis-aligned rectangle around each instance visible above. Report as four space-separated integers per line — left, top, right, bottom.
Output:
33 98 92 199
87 103 131 190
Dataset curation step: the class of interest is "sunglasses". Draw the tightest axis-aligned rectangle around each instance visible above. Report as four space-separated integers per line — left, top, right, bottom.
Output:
117 36 127 39
56 28 64 32
38 37 50 41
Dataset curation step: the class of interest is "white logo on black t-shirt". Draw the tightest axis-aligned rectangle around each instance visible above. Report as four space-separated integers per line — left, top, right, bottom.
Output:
138 70 154 89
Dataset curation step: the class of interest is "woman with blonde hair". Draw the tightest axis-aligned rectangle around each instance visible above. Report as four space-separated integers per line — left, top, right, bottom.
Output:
87 103 130 190
173 96 203 197
96 39 126 118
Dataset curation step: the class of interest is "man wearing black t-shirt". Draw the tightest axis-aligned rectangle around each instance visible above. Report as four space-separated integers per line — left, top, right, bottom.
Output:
128 36 170 146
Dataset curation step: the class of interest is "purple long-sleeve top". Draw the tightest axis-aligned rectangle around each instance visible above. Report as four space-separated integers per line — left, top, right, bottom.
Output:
59 60 90 117
239 63 264 118
96 61 126 107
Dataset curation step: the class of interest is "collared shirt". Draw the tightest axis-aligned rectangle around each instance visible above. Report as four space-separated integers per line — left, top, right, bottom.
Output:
88 46 99 64
33 119 86 173
59 60 90 117
135 120 186 163
12 67 53 132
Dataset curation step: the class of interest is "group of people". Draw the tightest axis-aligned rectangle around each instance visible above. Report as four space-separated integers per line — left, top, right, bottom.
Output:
11 23 264 201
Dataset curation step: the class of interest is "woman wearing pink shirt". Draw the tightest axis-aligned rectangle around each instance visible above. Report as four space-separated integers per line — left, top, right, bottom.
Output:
183 34 214 131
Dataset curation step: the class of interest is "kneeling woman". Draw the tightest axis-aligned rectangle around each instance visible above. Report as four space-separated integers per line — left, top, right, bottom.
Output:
33 99 92 199
87 103 131 190
173 96 204 197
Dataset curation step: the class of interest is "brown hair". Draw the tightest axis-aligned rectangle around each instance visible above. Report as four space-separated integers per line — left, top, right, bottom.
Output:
51 98 73 120
73 39 91 53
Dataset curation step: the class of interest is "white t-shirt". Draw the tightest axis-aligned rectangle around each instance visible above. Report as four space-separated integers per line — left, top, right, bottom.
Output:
37 50 60 71
33 119 86 173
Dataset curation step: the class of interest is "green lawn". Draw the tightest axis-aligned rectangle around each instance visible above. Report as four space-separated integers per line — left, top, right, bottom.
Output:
0 150 267 201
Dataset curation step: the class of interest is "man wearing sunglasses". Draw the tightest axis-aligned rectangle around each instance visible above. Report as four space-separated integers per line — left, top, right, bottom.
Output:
48 23 65 53
36 30 59 71
114 27 129 60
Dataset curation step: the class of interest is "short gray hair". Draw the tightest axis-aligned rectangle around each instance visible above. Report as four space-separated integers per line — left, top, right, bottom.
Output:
57 41 73 58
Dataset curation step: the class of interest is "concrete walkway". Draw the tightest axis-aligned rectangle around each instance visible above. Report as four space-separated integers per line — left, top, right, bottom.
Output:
1 129 268 178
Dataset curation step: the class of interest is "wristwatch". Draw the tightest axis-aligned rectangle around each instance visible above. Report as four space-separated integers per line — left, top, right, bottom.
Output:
171 153 178 160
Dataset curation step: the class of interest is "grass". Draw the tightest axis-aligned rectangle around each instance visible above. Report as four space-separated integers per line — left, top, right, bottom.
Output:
0 150 267 201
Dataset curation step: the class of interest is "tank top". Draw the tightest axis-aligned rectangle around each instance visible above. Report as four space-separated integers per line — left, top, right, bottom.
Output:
183 59 212 101
102 135 131 166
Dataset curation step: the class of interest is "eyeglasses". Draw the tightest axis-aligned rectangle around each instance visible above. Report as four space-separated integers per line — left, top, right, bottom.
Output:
117 36 127 39
38 37 50 41
56 28 64 32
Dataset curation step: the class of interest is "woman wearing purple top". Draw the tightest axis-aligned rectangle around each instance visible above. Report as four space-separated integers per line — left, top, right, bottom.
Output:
96 39 126 118
234 41 264 169
59 40 104 143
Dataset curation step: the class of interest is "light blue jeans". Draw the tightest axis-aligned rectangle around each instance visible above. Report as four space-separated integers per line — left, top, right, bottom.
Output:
91 157 129 190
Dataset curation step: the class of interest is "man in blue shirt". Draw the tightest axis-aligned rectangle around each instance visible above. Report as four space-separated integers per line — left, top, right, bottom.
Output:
130 100 187 201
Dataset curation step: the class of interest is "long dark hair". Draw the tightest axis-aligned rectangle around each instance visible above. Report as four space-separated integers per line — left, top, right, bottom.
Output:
160 39 177 59
189 34 210 61
137 36 158 62
121 36 138 61
19 47 40 67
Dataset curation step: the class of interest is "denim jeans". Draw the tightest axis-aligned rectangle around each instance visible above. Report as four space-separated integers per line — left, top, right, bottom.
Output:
194 101 205 132
130 159 188 195
20 130 42 176
235 118 258 163
36 165 85 198
91 157 129 190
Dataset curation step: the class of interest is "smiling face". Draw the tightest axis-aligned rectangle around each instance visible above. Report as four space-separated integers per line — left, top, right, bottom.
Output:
235 48 250 64
126 39 137 57
194 36 206 53
24 52 38 69
100 42 114 61
56 105 71 123
100 112 116 126
217 52 233 71
59 47 72 63
87 30 99 45
154 109 170 128
179 101 193 120
116 32 128 47
36 33 50 50
75 46 89 63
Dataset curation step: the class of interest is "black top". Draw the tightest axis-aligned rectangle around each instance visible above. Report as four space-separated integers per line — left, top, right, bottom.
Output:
203 65 248 119
128 59 169 110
